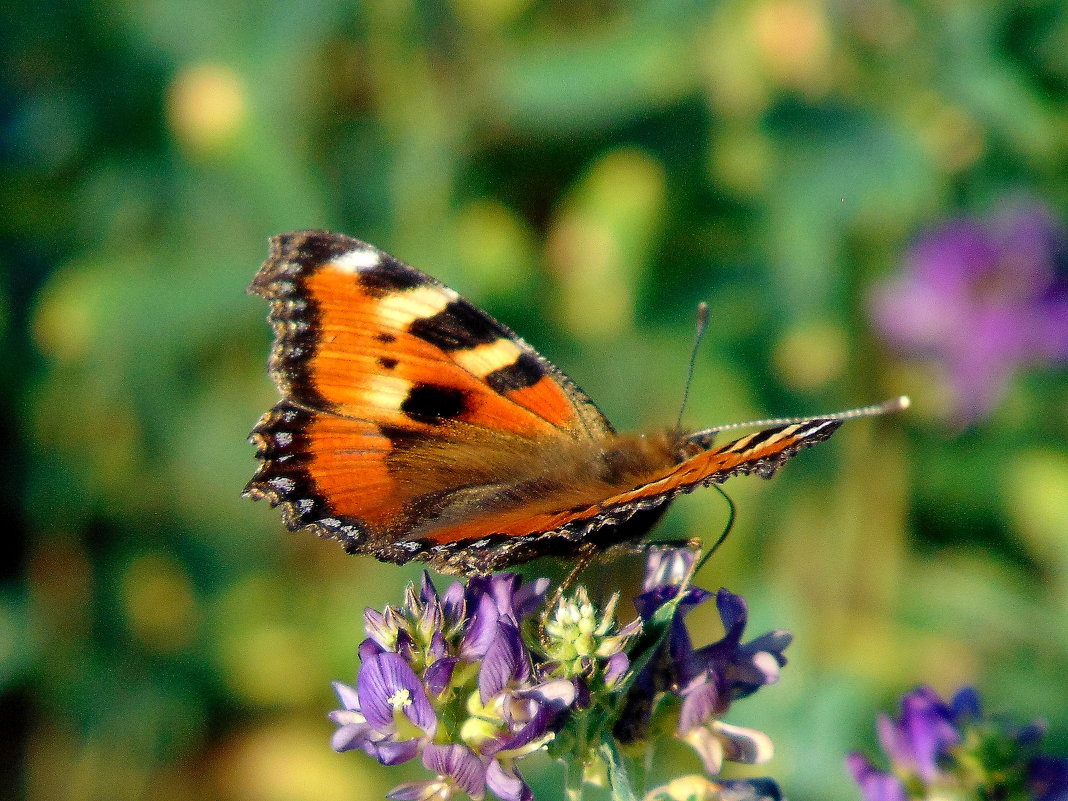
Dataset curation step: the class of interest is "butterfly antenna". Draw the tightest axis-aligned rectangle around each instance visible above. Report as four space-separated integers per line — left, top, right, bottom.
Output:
696 395 911 439
676 302 711 430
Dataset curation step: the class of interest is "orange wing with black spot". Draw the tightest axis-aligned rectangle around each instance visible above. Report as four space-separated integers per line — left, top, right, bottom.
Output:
245 231 869 575
244 231 614 563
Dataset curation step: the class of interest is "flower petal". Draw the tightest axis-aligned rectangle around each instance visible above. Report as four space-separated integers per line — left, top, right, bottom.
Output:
330 718 375 753
385 781 437 801
418 571 440 605
714 590 748 644
368 738 421 766
604 652 629 686
358 652 436 734
425 658 458 698
423 743 487 799
682 725 724 775
846 753 909 801
441 581 467 629
712 720 774 765
479 622 528 702
332 680 360 711
365 607 396 651
678 674 726 735
524 678 577 710
461 593 500 660
950 686 981 721
899 687 960 781
359 637 384 661
513 577 550 620
718 778 783 801
486 759 532 801
1029 755 1068 801
486 703 554 755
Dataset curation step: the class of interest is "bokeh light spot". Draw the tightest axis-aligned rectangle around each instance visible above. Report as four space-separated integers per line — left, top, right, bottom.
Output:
121 552 199 651
773 321 848 391
167 63 247 154
753 0 832 94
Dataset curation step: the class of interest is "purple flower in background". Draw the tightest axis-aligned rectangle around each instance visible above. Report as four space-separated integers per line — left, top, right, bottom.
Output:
848 686 1068 801
846 686 970 799
871 198 1068 423
1030 756 1068 801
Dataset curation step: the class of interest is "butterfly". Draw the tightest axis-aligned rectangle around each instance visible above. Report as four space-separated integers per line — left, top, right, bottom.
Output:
245 230 907 575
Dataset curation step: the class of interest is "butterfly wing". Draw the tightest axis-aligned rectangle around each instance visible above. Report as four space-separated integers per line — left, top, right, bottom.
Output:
410 418 843 574
244 230 614 560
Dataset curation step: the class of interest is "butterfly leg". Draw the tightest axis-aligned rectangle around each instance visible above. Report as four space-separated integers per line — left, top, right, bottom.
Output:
619 536 703 555
538 543 598 646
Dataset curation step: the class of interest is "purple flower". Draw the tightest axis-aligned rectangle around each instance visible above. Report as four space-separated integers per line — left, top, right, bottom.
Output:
617 548 788 781
674 591 789 774
1029 755 1068 801
845 752 908 801
634 548 715 666
332 571 573 801
871 198 1068 423
463 621 577 801
387 743 487 801
465 573 549 627
849 686 985 800
849 686 1068 801
330 559 793 799
330 653 437 765
618 548 717 744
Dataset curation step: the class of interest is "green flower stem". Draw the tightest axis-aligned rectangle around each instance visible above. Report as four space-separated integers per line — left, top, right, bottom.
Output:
601 739 639 801
564 759 585 801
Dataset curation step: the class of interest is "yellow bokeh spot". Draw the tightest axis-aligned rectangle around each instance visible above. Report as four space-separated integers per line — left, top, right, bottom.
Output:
547 148 666 338
167 63 247 154
32 263 102 362
454 199 536 295
218 622 322 707
121 552 199 651
1001 449 1068 572
709 126 773 197
450 0 531 30
772 321 847 391
752 0 832 94
920 104 986 174
213 721 383 801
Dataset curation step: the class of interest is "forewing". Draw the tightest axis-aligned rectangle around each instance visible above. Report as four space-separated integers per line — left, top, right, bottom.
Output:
244 231 613 558
249 231 612 439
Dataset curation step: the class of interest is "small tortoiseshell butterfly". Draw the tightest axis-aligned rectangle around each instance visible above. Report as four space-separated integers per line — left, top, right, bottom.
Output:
245 231 907 575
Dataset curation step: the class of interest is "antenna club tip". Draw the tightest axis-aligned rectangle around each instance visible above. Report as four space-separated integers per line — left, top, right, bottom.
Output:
895 395 911 411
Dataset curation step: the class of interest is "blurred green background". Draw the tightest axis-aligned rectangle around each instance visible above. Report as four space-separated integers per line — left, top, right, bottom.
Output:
3 1 1067 800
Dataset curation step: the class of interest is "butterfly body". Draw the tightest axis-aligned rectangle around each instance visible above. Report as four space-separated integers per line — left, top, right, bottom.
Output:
245 231 844 574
